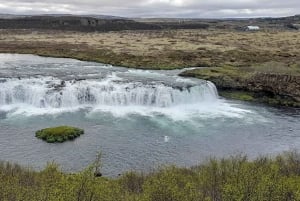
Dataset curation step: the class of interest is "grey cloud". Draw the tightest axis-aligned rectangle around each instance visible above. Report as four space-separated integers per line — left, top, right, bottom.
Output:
0 0 299 18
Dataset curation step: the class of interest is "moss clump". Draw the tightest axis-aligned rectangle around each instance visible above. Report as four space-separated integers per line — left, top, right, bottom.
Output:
219 90 300 107
36 126 84 143
220 91 255 102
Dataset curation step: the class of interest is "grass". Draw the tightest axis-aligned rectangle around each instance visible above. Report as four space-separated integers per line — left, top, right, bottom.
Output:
35 126 84 143
1 29 299 70
1 152 300 200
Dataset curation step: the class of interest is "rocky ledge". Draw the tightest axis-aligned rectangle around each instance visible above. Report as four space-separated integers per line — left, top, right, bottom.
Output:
180 66 300 107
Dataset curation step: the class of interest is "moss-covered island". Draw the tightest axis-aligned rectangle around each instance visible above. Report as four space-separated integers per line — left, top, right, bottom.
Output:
35 126 84 143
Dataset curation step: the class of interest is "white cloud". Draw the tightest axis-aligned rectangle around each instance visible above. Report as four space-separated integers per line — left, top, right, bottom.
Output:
0 0 298 18
145 0 185 7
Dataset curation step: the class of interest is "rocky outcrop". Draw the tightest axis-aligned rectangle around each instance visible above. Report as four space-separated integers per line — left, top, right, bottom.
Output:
180 69 300 107
0 16 161 32
247 74 300 102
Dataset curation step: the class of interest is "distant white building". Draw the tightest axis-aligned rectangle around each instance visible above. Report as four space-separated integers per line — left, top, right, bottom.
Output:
246 26 260 31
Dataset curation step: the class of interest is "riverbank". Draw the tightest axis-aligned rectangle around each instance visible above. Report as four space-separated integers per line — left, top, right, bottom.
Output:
0 29 299 106
1 152 300 201
180 65 300 107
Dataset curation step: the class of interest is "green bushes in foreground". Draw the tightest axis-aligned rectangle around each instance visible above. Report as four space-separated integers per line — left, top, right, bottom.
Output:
35 126 84 143
1 152 300 201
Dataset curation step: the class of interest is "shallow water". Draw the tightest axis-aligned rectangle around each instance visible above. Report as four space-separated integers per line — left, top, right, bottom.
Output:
0 54 299 176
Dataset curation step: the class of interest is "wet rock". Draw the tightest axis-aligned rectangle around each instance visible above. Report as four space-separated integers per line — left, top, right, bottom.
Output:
75 78 86 82
94 171 102 177
47 80 67 91
40 99 46 108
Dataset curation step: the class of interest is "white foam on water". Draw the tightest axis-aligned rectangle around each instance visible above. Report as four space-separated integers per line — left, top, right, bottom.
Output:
1 104 84 117
127 69 166 77
89 100 255 121
0 71 260 122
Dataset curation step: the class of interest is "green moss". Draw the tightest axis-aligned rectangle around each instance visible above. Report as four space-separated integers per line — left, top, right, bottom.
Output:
219 90 300 107
220 91 255 102
36 126 84 143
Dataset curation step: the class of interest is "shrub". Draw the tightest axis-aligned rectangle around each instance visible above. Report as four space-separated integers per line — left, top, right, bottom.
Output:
2 152 300 200
35 126 84 143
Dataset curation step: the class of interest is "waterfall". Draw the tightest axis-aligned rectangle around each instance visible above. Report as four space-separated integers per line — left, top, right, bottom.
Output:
0 77 218 109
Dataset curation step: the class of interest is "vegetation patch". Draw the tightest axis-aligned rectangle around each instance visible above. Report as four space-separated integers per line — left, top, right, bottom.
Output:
1 29 300 70
220 91 255 102
36 126 84 143
2 152 300 200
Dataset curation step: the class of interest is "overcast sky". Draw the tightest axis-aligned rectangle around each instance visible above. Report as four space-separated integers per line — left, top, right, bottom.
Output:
0 0 299 18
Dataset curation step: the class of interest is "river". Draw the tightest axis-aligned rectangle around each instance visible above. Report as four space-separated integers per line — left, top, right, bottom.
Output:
0 54 299 176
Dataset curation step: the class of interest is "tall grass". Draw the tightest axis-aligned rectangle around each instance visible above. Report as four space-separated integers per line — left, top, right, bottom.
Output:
1 152 300 201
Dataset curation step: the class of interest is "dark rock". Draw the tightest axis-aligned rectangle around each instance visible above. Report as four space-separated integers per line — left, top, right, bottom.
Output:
94 171 102 177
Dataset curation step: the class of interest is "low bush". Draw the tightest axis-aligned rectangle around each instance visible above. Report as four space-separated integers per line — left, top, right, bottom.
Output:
1 152 300 200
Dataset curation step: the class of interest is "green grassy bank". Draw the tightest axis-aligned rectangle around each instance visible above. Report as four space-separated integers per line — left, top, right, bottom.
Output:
1 152 300 201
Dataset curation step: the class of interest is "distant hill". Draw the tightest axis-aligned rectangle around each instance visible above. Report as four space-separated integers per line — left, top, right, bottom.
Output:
0 14 125 20
135 14 300 30
0 14 27 19
0 15 160 32
0 14 209 31
0 14 299 32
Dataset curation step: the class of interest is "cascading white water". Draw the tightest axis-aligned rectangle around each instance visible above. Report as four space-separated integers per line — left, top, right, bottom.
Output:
0 76 218 109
